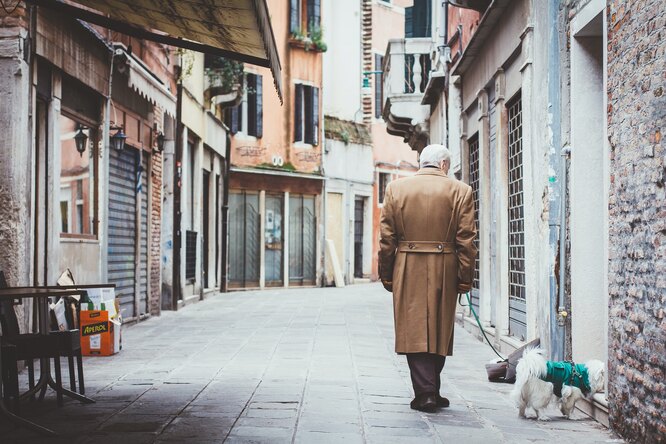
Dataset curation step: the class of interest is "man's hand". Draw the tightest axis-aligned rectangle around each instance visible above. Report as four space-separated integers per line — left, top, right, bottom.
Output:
457 282 471 293
382 280 393 292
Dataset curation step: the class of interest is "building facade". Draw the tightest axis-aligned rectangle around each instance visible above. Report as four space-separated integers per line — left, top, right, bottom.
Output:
321 0 374 286
371 0 419 280
382 0 665 440
225 0 325 290
0 2 280 327
0 6 175 325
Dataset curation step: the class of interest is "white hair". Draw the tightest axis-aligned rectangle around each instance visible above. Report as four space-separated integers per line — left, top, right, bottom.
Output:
419 144 451 168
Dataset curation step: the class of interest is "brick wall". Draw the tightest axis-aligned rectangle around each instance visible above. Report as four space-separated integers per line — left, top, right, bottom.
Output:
607 1 666 442
0 4 28 29
150 109 164 316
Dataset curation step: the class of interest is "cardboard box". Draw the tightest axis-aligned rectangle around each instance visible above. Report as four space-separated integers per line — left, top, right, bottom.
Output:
80 309 121 356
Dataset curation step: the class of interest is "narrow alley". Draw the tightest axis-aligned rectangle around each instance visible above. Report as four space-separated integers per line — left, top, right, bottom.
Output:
1 285 621 443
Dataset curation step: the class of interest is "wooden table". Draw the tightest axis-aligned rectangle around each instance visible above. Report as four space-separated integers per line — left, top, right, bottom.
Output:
0 287 96 436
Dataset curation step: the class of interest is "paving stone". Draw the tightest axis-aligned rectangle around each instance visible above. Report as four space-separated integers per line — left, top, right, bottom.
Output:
294 430 365 443
5 284 622 443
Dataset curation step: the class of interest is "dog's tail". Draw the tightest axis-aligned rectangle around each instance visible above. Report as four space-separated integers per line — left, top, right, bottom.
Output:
511 347 548 405
515 347 547 384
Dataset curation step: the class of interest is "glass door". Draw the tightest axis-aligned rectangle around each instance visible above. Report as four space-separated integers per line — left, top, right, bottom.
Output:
264 194 284 286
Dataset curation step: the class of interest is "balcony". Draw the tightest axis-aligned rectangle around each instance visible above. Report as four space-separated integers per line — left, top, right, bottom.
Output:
382 38 433 152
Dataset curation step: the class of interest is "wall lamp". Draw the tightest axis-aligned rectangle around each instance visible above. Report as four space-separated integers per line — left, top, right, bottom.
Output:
362 70 383 94
110 125 127 151
153 124 166 153
74 124 89 157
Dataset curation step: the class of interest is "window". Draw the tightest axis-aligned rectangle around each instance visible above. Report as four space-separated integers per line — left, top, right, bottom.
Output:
468 135 480 295
247 73 263 138
374 54 384 119
378 172 391 204
294 84 319 145
290 0 320 34
225 73 263 138
508 96 525 303
405 0 432 38
59 113 96 237
507 94 527 339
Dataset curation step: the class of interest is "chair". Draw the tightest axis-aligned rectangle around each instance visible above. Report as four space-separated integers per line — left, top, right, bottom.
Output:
0 272 64 411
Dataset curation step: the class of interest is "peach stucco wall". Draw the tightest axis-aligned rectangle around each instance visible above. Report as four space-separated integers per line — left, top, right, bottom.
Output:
230 0 324 175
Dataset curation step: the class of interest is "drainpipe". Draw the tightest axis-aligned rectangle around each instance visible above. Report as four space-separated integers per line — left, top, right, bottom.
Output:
172 73 183 310
438 1 450 65
547 0 565 362
558 146 571 353
220 131 231 293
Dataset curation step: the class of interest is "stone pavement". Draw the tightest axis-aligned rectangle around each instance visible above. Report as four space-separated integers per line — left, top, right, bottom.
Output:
1 284 622 443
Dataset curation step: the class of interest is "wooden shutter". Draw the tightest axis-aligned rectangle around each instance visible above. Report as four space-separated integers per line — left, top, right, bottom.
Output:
307 0 320 30
405 6 413 38
294 84 303 142
375 54 384 119
312 87 319 146
247 74 257 136
304 85 313 144
256 75 263 138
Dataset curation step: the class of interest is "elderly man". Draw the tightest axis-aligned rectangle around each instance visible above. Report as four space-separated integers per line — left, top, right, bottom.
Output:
379 144 477 412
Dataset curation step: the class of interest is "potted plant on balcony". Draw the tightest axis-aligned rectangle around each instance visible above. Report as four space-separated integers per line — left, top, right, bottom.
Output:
204 55 244 105
289 25 327 53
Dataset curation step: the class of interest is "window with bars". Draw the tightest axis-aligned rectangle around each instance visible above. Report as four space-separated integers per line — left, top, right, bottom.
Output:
294 84 319 145
185 230 198 281
508 95 525 302
468 135 481 294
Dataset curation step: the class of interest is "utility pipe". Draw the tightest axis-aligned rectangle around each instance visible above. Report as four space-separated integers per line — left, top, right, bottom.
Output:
558 145 571 342
220 131 231 293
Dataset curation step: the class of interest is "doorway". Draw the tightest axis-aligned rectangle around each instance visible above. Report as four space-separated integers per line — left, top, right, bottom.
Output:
353 197 364 279
264 194 284 287
570 9 607 363
203 170 210 288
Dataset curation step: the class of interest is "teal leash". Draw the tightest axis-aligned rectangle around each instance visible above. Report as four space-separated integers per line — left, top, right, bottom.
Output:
459 292 508 362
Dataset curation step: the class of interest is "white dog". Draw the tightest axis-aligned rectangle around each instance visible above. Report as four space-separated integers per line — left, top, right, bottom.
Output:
511 348 605 420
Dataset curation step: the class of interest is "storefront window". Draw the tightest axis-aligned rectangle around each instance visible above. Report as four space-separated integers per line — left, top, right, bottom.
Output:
59 113 97 237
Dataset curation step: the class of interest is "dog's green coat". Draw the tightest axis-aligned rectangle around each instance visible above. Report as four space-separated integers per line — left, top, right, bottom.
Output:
543 361 591 397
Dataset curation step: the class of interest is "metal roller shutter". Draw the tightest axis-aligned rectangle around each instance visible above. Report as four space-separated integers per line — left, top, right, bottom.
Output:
108 148 138 320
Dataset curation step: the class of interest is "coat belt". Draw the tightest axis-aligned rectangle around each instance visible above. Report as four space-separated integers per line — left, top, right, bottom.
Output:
398 241 455 254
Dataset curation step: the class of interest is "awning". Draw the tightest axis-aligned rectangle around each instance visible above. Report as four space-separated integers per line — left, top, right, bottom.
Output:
28 0 283 102
117 47 178 117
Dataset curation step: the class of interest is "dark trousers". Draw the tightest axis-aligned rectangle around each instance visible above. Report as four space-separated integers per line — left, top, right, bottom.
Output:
406 353 446 396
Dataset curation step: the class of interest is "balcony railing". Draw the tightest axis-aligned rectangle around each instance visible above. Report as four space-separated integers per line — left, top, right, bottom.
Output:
382 38 433 152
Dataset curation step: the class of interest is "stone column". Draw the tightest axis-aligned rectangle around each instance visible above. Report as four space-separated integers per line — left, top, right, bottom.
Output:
0 21 33 330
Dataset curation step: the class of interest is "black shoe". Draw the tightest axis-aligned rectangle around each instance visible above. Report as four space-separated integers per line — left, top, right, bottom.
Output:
436 395 450 407
410 393 437 412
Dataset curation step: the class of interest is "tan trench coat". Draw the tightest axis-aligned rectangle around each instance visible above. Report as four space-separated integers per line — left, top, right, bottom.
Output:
379 168 477 356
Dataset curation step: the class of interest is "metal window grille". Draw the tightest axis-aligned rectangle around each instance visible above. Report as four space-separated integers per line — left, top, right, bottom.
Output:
468 135 481 294
508 96 525 302
185 230 197 281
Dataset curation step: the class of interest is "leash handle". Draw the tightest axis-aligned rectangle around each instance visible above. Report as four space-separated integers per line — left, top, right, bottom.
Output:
461 292 508 363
